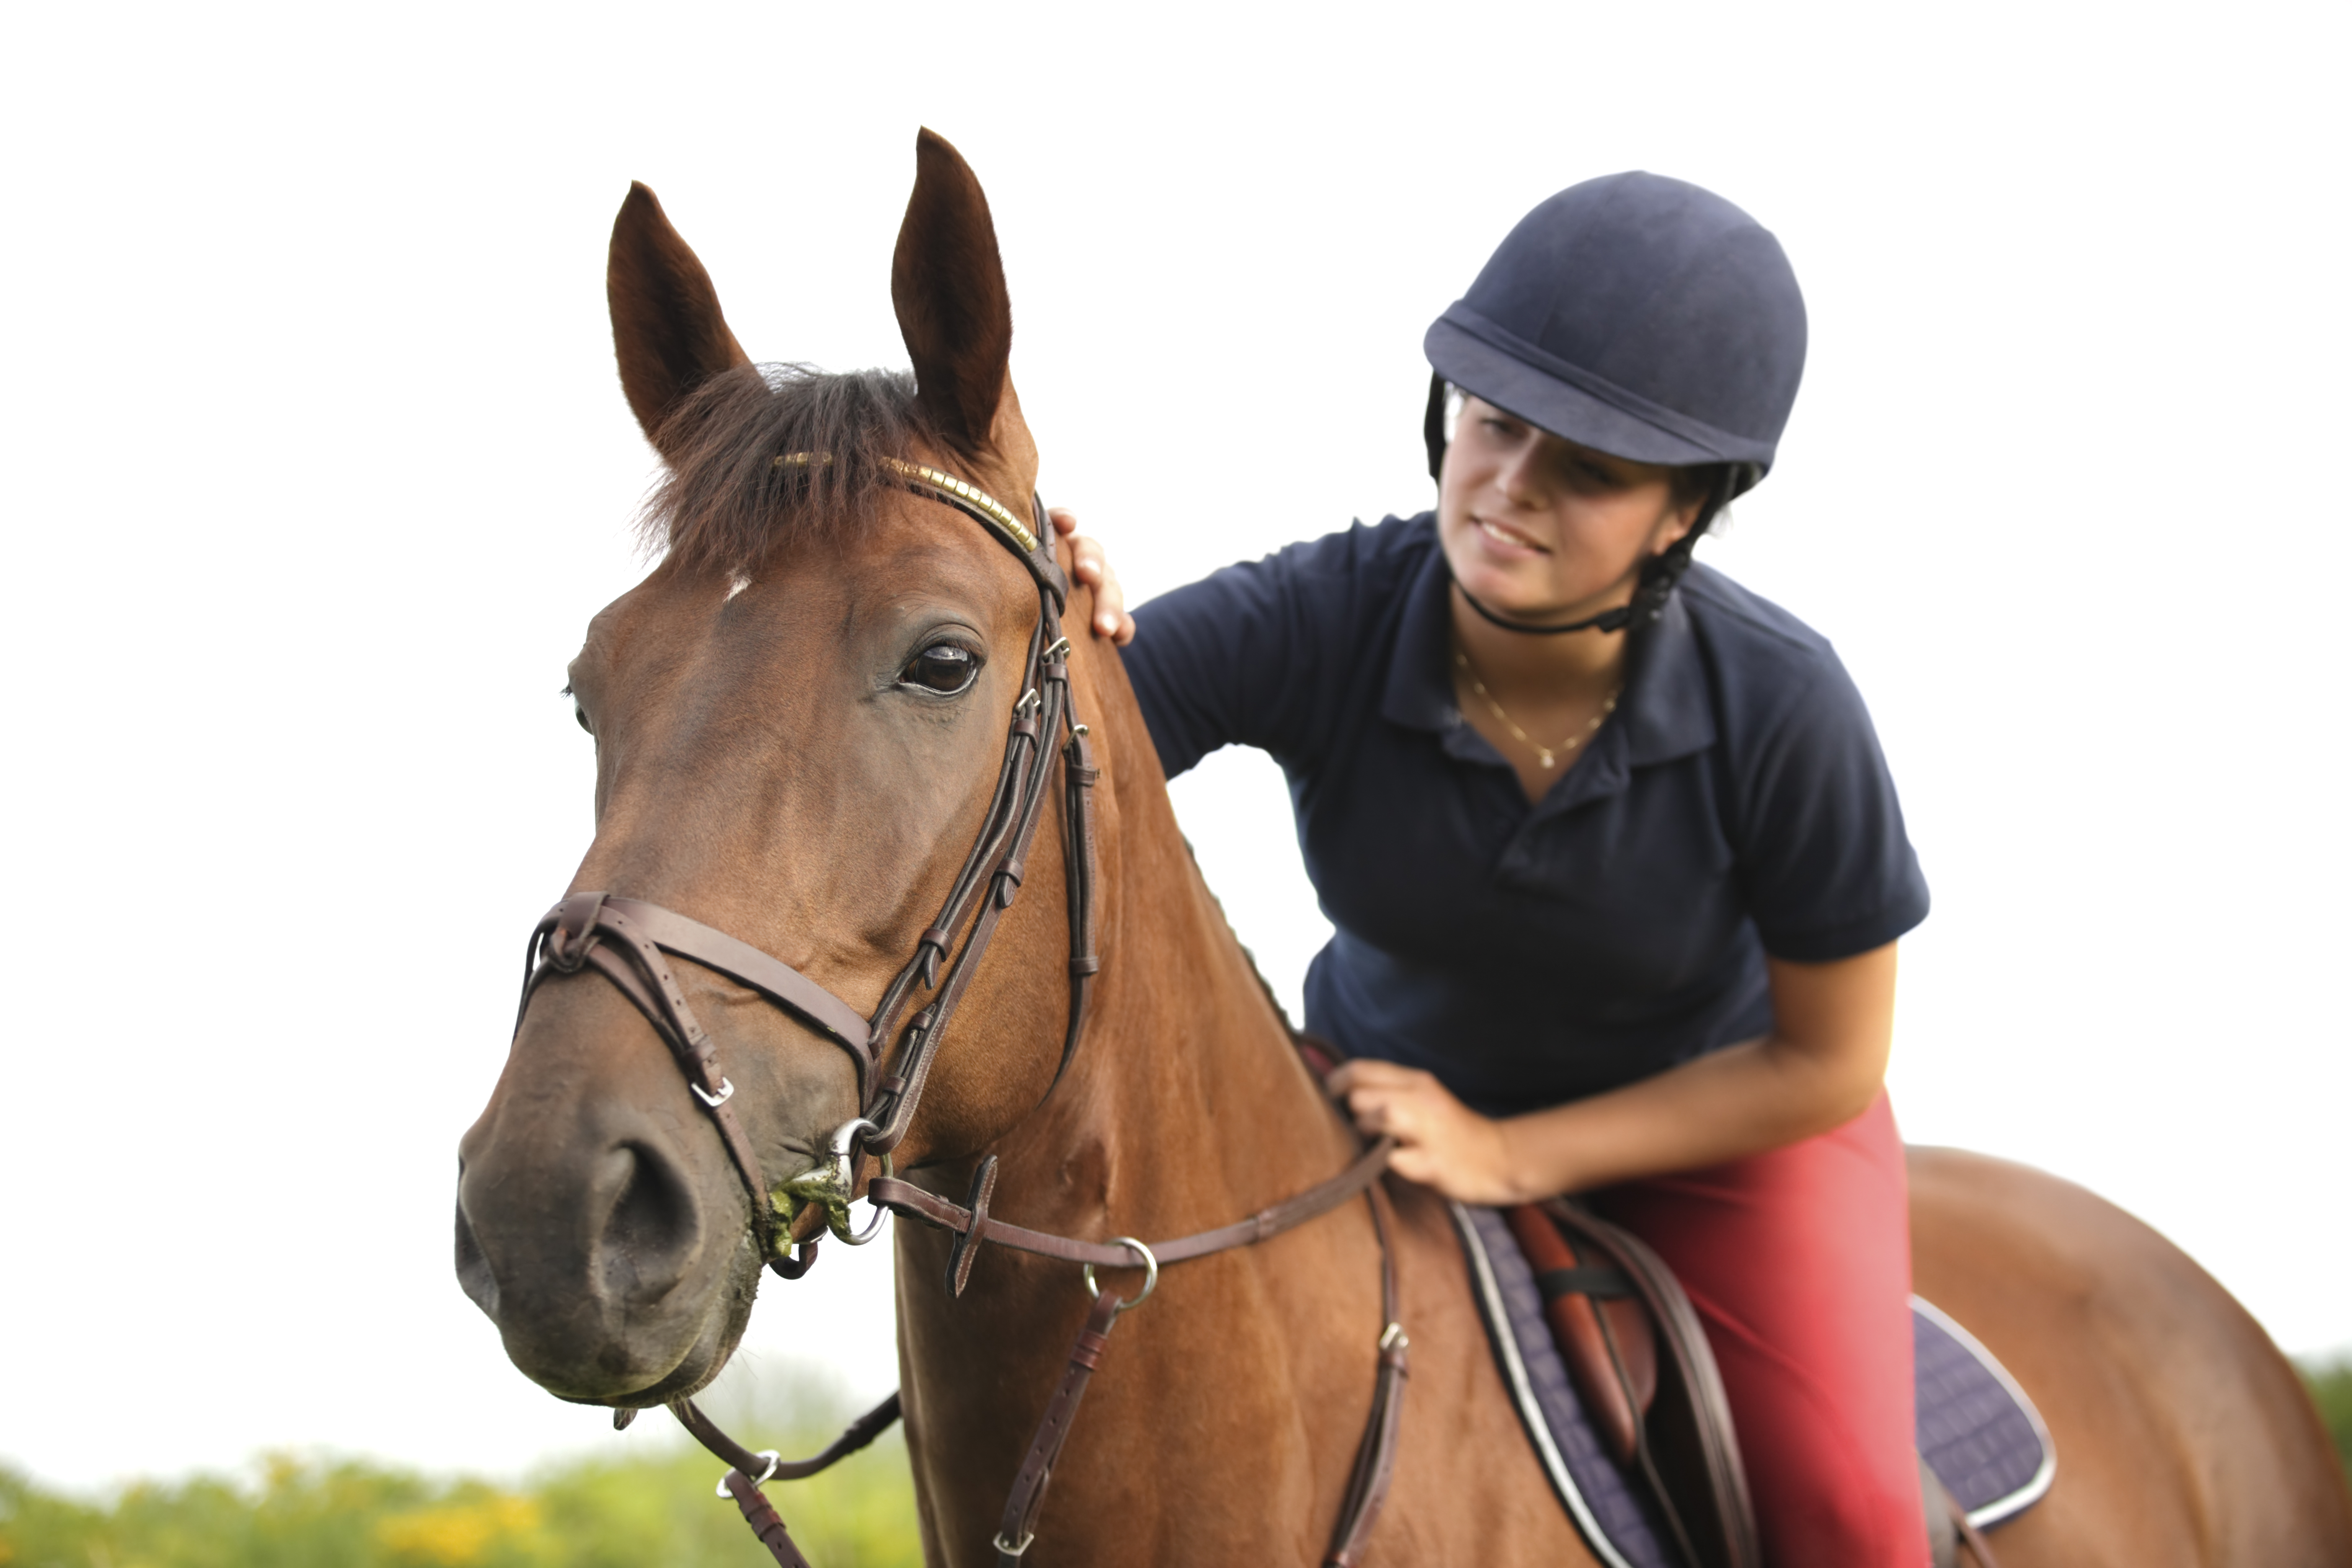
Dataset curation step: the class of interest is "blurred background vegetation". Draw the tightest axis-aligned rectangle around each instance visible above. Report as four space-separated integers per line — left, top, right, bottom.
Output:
8 1361 2351 1565
0 1367 921 1568
2307 1357 2352 1487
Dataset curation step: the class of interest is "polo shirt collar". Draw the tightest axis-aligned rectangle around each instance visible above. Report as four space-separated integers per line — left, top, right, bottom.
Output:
1379 528 1716 767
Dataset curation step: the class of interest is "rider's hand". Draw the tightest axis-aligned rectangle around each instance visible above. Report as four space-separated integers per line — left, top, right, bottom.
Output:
1326 1059 1534 1205
1049 508 1135 645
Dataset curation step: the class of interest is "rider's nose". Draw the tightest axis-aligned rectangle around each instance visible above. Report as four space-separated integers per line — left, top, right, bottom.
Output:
591 1136 705 1308
1496 446 1546 507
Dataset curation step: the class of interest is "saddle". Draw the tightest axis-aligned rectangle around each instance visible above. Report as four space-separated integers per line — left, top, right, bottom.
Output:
1502 1201 2006 1568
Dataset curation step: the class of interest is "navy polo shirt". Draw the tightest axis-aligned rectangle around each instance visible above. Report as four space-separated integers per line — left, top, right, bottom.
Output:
1121 512 1928 1117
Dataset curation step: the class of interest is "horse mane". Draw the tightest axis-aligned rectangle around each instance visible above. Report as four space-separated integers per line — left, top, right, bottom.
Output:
638 362 935 572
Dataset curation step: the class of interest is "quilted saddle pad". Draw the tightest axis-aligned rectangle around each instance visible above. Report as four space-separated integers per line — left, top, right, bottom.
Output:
1453 1204 2055 1568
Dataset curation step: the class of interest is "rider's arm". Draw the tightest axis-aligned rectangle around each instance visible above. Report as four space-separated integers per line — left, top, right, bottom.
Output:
1088 512 1427 783
1329 942 1899 1202
1333 640 1924 1201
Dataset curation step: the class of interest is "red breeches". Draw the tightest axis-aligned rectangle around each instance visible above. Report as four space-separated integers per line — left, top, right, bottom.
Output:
1591 1092 1924 1568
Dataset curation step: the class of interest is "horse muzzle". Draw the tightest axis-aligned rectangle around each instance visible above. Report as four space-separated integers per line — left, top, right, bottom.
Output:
453 1085 755 1404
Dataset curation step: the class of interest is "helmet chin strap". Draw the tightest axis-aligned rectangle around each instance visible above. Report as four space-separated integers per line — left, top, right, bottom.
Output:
1450 566 1637 636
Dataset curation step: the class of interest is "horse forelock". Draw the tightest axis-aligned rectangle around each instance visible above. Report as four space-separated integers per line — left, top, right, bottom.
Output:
639 362 941 574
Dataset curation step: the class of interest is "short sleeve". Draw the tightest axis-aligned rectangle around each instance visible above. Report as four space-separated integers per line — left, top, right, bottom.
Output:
1120 521 1400 780
1736 658 1929 963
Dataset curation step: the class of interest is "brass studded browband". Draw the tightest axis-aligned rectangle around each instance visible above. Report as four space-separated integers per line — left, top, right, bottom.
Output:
774 452 1038 554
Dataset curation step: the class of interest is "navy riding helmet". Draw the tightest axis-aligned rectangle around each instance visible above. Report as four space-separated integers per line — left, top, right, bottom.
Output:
1423 171 1807 632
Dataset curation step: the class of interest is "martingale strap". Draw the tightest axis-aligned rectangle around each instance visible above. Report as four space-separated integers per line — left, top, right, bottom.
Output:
513 456 1404 1568
866 1137 1393 1269
687 1119 1407 1568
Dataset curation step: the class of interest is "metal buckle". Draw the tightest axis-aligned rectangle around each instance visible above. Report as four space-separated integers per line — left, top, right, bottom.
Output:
692 1078 735 1107
1013 687 1042 720
778 1118 895 1246
993 1528 1035 1557
1081 1236 1158 1314
715 1449 781 1497
1379 1321 1409 1352
1042 635 1071 662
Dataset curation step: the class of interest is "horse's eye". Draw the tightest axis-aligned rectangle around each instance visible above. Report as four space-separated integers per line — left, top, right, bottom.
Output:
900 643 980 695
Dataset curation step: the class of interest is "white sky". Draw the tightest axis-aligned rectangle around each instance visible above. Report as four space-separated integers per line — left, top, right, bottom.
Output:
3 0 2345 1496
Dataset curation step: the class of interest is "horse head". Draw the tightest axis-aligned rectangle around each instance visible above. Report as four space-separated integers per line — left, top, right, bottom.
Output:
454 130 1112 1408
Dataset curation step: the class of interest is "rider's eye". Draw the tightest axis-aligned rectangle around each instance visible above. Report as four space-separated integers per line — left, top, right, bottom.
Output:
900 643 980 695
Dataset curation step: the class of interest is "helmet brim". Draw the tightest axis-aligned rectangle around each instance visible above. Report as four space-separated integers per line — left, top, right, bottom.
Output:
1425 310 1777 475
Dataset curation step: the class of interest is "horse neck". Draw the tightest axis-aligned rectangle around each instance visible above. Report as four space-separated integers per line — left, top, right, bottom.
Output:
889 652 1382 1555
1001 657 1358 1242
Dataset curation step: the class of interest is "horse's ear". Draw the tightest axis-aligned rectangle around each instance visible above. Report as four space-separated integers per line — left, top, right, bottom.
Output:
607 182 752 451
892 129 1016 457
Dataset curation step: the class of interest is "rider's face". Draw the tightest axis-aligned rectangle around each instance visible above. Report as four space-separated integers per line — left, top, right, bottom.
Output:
1436 395 1699 622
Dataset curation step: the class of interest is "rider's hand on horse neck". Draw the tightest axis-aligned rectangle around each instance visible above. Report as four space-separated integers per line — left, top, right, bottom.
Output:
1049 508 1136 645
1327 942 1899 1201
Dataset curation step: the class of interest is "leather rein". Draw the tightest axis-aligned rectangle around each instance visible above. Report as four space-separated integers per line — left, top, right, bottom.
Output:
511 456 1408 1568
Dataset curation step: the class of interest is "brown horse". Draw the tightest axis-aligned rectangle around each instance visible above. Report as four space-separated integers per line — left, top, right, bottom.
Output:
454 131 2352 1566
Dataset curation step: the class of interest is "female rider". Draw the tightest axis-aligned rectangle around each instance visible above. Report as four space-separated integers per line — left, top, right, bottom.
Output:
1057 172 1930 1567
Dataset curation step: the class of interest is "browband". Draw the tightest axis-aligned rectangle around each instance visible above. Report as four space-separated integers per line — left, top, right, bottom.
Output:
774 451 1067 608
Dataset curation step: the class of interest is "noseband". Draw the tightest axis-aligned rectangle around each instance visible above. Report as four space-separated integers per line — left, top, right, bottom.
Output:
510 455 1404 1568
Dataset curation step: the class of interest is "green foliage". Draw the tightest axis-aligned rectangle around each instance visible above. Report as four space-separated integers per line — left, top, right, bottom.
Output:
0 1377 923 1568
2303 1355 2352 1489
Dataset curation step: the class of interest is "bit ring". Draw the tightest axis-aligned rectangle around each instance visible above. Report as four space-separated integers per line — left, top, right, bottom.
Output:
825 1117 893 1246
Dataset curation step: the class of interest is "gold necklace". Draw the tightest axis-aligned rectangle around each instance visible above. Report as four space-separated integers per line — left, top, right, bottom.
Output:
1454 650 1621 771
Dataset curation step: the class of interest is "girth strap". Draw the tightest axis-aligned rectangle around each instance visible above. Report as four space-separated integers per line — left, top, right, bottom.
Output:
1327 1187 1408 1568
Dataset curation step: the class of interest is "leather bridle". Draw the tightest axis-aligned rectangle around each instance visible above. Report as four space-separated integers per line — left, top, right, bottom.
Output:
511 455 1406 1568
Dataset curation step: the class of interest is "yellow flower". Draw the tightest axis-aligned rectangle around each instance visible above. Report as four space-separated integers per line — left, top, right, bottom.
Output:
375 1494 541 1565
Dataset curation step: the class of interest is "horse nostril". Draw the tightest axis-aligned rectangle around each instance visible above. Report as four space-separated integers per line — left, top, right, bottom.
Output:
455 1199 500 1318
598 1141 702 1307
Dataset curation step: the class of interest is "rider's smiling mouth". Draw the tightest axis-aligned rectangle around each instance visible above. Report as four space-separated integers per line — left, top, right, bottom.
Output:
1475 516 1550 554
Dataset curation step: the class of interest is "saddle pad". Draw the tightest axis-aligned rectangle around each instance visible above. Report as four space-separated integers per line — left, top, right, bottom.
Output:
1910 1295 2055 1527
1454 1204 1678 1568
1453 1204 2055 1567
